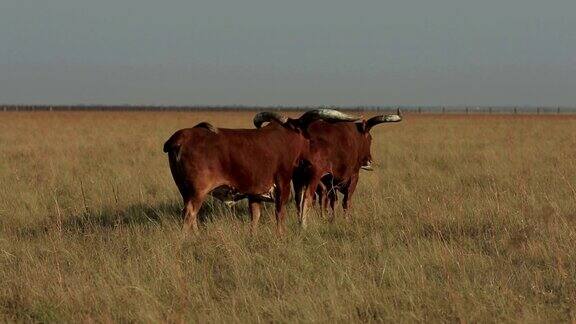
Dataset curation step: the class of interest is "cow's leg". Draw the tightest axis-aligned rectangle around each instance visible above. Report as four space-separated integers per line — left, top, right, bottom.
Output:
248 197 261 233
293 179 305 224
300 171 322 229
181 193 205 234
342 175 359 217
328 188 337 222
180 176 214 235
317 187 324 219
316 183 328 219
274 181 291 236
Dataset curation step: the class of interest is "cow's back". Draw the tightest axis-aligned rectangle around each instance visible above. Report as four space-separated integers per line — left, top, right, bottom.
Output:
168 124 306 195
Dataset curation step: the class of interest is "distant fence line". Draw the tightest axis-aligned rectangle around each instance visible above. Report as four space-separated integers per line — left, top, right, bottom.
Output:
1 105 576 114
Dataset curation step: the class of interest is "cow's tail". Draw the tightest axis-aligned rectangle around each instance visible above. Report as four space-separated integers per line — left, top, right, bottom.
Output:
163 134 188 196
163 135 183 162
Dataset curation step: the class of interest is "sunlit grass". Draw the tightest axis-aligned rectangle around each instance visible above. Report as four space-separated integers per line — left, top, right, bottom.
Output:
1 112 576 322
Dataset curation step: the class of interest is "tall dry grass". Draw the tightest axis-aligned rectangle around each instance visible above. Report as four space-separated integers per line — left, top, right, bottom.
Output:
1 112 576 322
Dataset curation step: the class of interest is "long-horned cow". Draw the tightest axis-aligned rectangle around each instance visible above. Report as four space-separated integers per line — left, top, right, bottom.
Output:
306 110 402 219
312 110 402 218
163 110 356 234
254 109 402 223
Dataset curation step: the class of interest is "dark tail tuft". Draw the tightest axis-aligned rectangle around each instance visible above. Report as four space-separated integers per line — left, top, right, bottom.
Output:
163 140 171 153
163 139 181 153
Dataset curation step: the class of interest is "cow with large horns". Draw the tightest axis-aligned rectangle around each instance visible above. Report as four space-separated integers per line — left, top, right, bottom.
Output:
163 110 357 235
312 109 402 220
254 109 402 225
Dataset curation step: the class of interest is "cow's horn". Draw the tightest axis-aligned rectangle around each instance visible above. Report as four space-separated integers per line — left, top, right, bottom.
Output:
366 111 403 127
299 109 360 123
253 111 289 128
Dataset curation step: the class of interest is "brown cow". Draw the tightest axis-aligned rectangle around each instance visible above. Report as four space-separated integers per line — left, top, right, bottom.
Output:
310 110 402 219
163 110 356 235
255 109 402 224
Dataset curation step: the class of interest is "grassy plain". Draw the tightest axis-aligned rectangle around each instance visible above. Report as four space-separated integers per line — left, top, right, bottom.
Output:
1 111 576 322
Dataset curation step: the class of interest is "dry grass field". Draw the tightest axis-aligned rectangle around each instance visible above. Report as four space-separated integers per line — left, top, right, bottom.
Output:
1 111 576 322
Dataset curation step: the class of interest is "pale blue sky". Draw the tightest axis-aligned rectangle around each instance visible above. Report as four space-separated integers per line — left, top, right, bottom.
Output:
1 0 575 106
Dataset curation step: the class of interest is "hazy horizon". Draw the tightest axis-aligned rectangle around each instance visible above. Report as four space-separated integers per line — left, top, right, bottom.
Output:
1 0 575 106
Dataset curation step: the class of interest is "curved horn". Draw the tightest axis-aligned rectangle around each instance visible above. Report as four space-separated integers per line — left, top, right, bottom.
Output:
299 109 360 124
366 110 403 130
253 111 289 128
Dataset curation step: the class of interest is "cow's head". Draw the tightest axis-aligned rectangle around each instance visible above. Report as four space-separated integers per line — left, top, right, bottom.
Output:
355 109 402 171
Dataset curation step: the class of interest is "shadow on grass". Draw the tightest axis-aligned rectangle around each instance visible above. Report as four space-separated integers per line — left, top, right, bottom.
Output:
14 198 255 238
62 198 253 233
63 200 182 232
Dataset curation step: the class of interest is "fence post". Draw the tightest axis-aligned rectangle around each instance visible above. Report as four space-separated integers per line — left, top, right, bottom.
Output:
466 107 469 114
418 107 421 114
557 107 560 114
537 107 540 114
514 107 517 114
442 106 445 114
489 107 492 114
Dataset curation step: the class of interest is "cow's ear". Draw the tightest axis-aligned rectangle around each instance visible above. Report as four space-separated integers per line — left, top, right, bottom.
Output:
355 120 367 133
